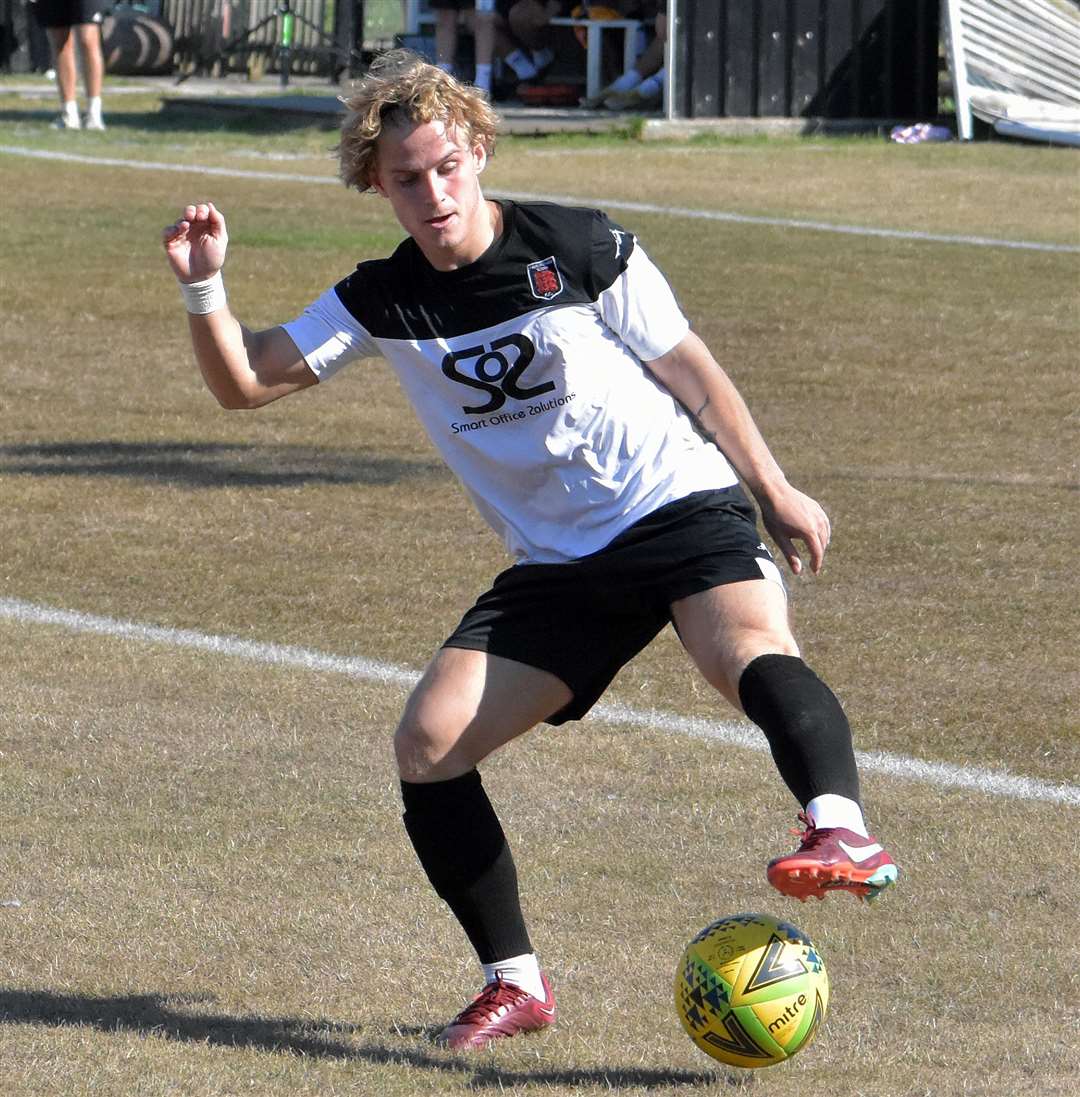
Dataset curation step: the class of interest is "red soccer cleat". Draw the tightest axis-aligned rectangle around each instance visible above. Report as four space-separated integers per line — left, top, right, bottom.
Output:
767 812 899 903
436 973 557 1050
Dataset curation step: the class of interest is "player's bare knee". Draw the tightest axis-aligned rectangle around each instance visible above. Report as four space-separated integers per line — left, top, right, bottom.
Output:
394 715 448 780
394 684 479 780
395 685 444 762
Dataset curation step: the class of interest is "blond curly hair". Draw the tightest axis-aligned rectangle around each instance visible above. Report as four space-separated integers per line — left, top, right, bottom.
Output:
337 50 499 193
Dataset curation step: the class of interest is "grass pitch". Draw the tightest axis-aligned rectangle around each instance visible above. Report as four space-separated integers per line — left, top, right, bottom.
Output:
1 90 1078 1097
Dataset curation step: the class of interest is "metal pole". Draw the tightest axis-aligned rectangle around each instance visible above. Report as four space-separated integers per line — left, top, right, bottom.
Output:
943 0 973 139
279 0 295 88
664 0 677 120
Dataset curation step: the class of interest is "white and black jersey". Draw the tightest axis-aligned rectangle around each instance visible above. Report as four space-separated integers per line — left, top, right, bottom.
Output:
284 200 738 564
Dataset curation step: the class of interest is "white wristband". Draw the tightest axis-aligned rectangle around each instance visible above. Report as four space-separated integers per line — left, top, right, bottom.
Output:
179 271 227 315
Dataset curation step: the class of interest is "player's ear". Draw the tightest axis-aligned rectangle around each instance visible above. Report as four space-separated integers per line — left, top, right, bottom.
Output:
472 141 488 174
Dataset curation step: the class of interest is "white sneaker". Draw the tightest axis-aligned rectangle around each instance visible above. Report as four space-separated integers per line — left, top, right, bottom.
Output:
603 85 662 112
51 112 81 130
83 114 106 131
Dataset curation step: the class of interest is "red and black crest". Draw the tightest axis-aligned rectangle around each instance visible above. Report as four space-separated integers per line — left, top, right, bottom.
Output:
526 256 564 301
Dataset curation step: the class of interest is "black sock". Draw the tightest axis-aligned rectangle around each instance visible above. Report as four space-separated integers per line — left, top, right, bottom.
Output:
737 653 861 807
401 769 532 965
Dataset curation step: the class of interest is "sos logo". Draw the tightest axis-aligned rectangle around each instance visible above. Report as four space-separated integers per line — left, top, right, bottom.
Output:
441 334 555 415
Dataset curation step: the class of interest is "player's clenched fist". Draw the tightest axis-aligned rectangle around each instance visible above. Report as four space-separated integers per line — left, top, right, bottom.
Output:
162 202 229 285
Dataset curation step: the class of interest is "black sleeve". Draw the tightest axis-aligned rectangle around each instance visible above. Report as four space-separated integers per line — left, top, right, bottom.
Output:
586 210 637 299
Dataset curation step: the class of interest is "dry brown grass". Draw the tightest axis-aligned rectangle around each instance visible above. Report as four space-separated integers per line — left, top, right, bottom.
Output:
1 97 1078 1096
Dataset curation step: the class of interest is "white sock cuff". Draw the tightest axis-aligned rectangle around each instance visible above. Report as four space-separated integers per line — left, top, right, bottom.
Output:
805 794 869 837
482 952 544 1000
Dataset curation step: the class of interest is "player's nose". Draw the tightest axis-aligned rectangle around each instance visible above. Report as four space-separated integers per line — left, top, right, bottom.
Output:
419 170 446 207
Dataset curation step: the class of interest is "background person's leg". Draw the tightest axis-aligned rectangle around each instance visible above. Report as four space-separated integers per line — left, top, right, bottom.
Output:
76 21 105 128
435 7 460 72
503 0 554 78
46 25 80 128
471 1 497 91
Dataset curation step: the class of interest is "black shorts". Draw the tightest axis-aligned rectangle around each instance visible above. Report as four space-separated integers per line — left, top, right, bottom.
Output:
34 0 102 27
443 486 782 725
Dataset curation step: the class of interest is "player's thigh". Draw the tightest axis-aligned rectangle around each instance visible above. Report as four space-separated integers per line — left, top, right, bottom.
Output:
671 579 798 708
394 646 572 782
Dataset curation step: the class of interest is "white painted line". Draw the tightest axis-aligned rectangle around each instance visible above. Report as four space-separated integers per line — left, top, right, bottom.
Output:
2 144 1078 255
596 700 1080 807
2 596 1077 807
493 189 1080 255
0 145 335 185
0 596 416 687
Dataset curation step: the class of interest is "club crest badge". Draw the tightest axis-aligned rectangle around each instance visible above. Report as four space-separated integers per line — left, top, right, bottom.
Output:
527 256 564 301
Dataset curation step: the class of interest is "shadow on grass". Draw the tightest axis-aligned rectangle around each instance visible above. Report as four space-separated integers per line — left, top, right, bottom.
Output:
0 988 359 1058
0 989 732 1089
0 105 338 134
0 440 449 488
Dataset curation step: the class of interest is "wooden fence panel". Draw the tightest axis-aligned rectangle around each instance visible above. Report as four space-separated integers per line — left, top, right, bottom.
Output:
162 0 344 76
675 0 940 120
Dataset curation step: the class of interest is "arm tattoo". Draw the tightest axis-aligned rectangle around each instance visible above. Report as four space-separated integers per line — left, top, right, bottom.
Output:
690 395 722 449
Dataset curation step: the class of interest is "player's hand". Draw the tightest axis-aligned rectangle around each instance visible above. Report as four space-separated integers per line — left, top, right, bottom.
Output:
757 483 831 576
162 202 229 284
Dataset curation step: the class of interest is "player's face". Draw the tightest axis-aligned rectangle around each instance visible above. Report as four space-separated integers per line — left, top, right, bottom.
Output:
373 118 495 271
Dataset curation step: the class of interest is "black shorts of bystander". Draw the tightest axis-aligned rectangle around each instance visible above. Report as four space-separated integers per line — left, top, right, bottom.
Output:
33 0 102 28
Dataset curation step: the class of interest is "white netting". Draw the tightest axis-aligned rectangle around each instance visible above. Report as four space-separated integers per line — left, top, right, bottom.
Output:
943 0 1080 140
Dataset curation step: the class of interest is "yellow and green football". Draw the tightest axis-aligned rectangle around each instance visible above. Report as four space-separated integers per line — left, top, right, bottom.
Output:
674 912 828 1069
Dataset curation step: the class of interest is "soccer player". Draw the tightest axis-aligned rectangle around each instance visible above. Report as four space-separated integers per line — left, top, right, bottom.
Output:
162 49 898 1051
